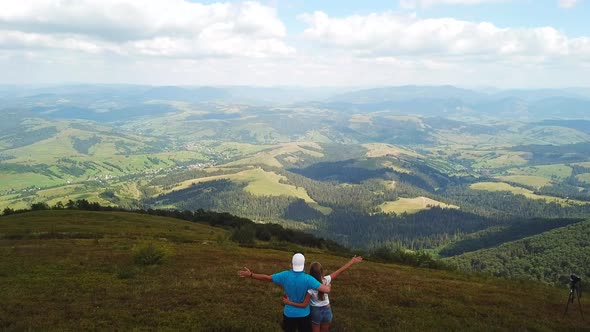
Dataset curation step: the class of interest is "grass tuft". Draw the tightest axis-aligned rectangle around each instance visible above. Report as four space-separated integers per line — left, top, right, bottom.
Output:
117 266 139 279
132 242 172 266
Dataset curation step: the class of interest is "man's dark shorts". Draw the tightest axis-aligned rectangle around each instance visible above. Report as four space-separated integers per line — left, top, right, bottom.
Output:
282 314 311 332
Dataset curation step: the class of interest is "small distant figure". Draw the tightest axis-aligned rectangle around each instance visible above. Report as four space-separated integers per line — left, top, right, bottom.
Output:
238 253 331 332
283 255 363 332
564 274 584 319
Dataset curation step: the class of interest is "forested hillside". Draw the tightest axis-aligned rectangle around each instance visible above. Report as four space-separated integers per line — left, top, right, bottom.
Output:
446 220 590 284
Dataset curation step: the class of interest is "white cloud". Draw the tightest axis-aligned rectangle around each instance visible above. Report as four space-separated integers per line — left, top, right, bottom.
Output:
559 0 579 8
0 0 293 58
400 0 506 9
0 1 589 87
285 11 590 87
299 11 590 59
400 0 584 15
0 30 120 54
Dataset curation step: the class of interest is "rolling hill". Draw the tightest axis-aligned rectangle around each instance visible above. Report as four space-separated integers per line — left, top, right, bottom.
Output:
445 219 590 284
0 210 587 331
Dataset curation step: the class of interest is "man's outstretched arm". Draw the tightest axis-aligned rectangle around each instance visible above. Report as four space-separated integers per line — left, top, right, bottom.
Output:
238 267 273 282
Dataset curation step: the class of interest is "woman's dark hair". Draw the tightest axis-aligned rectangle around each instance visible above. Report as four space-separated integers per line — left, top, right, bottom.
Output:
309 262 325 301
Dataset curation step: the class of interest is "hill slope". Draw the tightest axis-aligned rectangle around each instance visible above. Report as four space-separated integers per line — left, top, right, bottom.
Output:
0 210 587 331
445 220 590 284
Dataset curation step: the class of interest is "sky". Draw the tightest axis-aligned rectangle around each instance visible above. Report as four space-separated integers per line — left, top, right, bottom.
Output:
0 0 589 88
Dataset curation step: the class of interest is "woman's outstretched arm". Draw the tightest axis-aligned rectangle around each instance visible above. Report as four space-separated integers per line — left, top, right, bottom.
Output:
238 267 273 282
329 255 363 281
283 293 312 308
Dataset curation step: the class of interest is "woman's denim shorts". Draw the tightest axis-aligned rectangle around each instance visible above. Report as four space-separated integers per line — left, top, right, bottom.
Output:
310 305 333 324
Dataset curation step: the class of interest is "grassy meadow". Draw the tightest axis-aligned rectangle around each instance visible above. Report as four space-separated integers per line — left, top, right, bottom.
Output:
0 210 587 331
496 175 551 189
379 197 458 215
162 167 332 215
505 165 573 181
472 152 529 169
224 142 324 168
470 182 586 206
576 173 590 184
167 167 310 199
362 143 418 158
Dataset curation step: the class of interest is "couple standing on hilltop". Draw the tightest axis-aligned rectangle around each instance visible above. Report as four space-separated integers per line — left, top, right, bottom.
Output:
238 253 363 332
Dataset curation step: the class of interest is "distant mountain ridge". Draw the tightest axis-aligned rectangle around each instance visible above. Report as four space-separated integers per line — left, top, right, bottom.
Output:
328 85 486 103
1 84 589 120
321 85 590 119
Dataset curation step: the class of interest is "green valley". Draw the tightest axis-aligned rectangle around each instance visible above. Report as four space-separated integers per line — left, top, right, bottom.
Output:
2 85 590 288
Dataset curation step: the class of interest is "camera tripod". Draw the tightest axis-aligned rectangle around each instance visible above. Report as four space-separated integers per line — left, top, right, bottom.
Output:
563 275 584 319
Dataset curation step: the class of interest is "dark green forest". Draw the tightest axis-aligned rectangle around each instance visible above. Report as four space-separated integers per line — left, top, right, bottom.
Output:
446 221 590 284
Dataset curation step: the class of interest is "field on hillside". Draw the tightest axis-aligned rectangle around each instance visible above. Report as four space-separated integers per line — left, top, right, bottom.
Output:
168 167 312 200
159 167 332 215
224 142 324 167
470 182 584 205
496 175 551 189
505 165 573 181
471 151 529 168
576 173 590 184
0 211 588 331
379 197 458 214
